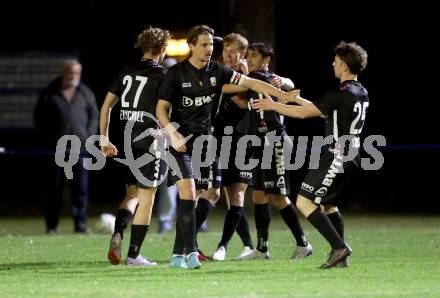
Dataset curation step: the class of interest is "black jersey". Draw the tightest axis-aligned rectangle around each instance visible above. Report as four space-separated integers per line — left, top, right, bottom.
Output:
213 92 243 130
212 67 245 133
158 59 242 135
314 80 369 158
109 59 166 148
247 70 285 134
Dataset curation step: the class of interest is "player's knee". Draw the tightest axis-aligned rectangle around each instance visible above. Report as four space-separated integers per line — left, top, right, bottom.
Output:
120 192 139 212
177 180 196 199
324 205 338 214
269 194 290 210
212 188 221 202
231 195 244 207
253 191 268 204
180 186 196 200
230 184 246 206
295 196 308 213
199 188 220 204
180 189 196 200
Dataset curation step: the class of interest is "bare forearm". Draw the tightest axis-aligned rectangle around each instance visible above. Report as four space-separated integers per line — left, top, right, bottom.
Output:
99 106 111 137
246 78 286 100
295 96 312 106
271 102 307 119
156 108 171 131
100 92 119 138
156 101 177 134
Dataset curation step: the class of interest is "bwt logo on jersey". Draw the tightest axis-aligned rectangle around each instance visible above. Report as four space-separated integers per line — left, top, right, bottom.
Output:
153 157 161 179
276 176 285 188
314 187 327 197
182 93 216 107
274 142 285 175
314 156 343 198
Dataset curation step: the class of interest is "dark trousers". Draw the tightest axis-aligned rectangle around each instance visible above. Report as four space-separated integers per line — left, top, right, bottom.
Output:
45 156 88 231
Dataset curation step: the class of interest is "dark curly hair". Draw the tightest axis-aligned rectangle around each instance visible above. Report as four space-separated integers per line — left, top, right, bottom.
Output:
248 42 274 59
335 41 368 75
134 27 171 55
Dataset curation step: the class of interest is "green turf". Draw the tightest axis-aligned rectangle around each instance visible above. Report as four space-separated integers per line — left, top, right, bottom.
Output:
1 215 440 297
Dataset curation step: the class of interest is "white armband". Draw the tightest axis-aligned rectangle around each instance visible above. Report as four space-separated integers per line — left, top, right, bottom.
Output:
230 71 245 86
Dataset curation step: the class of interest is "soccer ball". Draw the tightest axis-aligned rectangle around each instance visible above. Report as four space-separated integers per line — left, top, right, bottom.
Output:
95 213 115 234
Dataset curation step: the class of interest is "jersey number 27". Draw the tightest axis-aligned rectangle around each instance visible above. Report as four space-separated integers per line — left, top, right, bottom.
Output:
121 75 148 108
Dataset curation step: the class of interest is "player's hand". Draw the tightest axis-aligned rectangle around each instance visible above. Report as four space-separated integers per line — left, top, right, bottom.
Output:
170 131 187 152
100 136 118 157
252 92 275 112
238 59 249 75
270 75 283 88
280 89 301 104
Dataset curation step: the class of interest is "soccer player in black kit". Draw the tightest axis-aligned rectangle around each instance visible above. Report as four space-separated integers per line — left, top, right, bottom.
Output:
212 36 297 261
156 25 297 269
252 41 369 268
100 27 171 266
238 43 312 260
210 33 255 261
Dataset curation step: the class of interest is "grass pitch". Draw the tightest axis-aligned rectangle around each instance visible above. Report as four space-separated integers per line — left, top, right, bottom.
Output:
1 214 440 297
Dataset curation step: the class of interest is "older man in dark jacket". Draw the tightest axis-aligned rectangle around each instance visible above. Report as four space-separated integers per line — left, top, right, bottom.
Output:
34 59 99 233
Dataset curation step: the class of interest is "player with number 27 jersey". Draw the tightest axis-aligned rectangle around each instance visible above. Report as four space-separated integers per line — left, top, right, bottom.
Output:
109 60 166 149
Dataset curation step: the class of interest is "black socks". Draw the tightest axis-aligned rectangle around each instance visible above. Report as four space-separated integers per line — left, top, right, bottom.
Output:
195 198 214 232
279 203 308 247
307 208 344 249
114 209 133 239
254 203 271 252
127 224 149 258
218 206 243 248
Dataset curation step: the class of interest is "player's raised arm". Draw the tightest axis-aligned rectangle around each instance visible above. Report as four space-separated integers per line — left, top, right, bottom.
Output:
252 92 323 119
221 72 292 102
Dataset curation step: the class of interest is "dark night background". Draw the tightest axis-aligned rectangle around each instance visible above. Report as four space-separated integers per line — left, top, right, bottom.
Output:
0 1 438 216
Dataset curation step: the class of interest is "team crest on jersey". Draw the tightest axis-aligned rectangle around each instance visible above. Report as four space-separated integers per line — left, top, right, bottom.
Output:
210 77 216 86
182 82 192 88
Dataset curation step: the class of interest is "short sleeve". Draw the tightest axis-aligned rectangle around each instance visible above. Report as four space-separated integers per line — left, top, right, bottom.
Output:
314 90 349 115
158 66 179 103
217 63 243 86
108 71 124 97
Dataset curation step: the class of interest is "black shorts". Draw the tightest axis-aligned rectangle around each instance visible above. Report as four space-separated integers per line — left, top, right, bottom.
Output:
221 167 253 187
220 134 253 187
111 157 137 186
122 163 138 186
299 149 357 205
252 130 290 196
168 136 221 190
131 145 168 189
112 141 167 189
